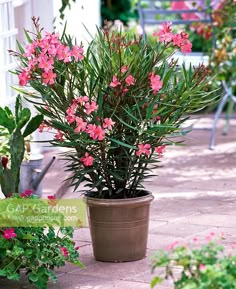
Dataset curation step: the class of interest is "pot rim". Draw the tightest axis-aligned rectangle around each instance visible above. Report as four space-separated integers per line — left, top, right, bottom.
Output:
84 191 154 207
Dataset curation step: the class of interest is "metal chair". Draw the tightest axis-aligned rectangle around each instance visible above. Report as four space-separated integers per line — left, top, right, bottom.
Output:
209 81 236 149
137 0 214 38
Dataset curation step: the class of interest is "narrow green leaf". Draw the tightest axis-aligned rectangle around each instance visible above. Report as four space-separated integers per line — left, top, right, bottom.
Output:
23 114 43 137
109 138 137 150
150 276 163 288
16 108 31 129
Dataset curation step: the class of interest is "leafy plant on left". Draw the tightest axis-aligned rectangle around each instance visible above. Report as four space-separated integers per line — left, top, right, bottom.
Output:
0 193 83 289
0 95 43 196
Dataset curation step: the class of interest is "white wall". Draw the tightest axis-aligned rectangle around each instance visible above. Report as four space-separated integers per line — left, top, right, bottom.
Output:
53 0 101 45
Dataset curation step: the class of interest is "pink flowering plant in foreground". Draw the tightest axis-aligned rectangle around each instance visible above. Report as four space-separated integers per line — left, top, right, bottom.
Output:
0 193 83 289
151 234 236 288
12 18 214 198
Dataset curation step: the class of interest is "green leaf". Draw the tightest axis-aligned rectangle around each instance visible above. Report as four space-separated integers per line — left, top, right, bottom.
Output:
70 260 85 268
7 272 20 281
109 138 137 150
114 115 137 131
22 234 35 240
16 39 25 54
0 107 15 133
9 128 25 192
0 168 15 196
28 272 39 282
15 95 22 124
150 276 163 288
0 269 7 277
24 29 33 43
23 114 43 137
46 270 57 283
16 107 31 130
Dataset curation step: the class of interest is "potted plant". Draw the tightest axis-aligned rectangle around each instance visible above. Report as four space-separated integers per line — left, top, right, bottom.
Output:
0 193 83 289
151 235 236 288
11 17 214 261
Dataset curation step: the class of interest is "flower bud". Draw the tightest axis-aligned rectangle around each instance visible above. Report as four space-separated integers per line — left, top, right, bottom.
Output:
1 156 8 169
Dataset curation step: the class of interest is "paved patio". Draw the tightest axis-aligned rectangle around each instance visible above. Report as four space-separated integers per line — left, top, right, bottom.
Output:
1 115 236 289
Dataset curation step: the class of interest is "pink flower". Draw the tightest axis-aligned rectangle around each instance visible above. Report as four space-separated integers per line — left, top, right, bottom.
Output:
149 73 163 94
47 195 57 206
153 22 173 43
70 45 84 61
155 145 166 157
123 88 129 93
38 121 50 132
57 45 71 62
60 246 69 257
38 55 54 72
86 124 105 141
66 102 78 124
74 117 87 132
121 66 128 73
42 71 57 85
55 130 64 141
220 232 225 239
169 240 179 250
28 58 38 69
103 118 115 130
18 69 31 86
125 75 135 86
85 101 98 115
23 43 36 57
180 39 192 55
3 228 17 239
136 143 151 157
172 32 192 55
66 114 76 124
76 96 89 105
80 152 94 166
110 76 121 88
199 264 206 271
20 190 34 198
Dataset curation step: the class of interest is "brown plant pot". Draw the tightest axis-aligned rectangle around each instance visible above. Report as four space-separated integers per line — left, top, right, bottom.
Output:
84 192 154 262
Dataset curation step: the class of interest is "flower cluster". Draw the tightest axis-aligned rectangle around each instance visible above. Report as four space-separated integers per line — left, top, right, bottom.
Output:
2 228 17 239
65 96 115 141
153 22 192 54
18 31 83 86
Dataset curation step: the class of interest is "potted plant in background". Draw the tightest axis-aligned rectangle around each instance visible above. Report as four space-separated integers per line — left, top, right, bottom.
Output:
11 17 214 262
